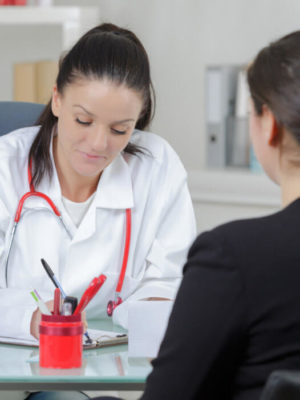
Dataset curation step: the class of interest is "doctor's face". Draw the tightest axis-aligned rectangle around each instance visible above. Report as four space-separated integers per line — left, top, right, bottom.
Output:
51 77 143 180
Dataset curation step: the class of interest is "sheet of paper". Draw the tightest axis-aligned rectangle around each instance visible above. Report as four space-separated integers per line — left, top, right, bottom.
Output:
128 300 173 358
0 328 125 348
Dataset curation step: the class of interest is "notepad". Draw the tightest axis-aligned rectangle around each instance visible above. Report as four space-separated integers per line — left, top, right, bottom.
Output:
128 300 173 358
0 328 128 349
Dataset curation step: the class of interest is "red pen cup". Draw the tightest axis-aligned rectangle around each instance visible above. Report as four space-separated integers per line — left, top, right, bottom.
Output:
39 313 83 369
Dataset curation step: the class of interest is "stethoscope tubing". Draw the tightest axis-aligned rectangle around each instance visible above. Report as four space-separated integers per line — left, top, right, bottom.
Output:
4 159 131 317
116 208 131 293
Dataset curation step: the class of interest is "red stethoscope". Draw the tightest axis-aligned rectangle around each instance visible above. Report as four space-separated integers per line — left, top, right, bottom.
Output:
4 160 131 317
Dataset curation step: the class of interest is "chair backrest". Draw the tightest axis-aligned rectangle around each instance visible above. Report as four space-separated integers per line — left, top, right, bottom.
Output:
261 370 300 400
0 101 44 136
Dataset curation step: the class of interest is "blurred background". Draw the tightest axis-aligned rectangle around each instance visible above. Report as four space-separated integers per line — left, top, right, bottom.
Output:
1 0 296 231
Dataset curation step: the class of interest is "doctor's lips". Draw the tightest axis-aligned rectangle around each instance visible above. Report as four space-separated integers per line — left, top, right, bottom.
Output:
79 151 107 160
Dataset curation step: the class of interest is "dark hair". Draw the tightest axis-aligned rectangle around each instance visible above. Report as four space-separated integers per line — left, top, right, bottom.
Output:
247 31 300 144
29 23 155 187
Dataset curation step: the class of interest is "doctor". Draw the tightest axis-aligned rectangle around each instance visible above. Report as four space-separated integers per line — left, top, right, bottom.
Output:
0 22 196 342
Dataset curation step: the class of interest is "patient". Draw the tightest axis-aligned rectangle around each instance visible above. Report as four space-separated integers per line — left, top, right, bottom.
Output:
93 30 300 400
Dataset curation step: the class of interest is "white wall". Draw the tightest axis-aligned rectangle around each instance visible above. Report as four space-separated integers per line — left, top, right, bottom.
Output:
54 0 300 171
54 0 203 170
2 0 300 169
2 0 297 229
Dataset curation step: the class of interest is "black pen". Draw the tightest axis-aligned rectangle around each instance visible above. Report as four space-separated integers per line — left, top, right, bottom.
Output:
40 258 67 299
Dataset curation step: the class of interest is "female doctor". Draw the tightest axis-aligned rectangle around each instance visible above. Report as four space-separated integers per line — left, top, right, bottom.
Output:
0 23 196 341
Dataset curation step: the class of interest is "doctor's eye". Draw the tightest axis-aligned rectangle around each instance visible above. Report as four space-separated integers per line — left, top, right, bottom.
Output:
76 118 92 126
111 128 127 135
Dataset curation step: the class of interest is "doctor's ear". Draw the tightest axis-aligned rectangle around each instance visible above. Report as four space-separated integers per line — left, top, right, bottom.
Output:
51 86 61 118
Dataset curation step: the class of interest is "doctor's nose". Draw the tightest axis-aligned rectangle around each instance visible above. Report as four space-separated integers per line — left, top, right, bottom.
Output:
88 127 109 152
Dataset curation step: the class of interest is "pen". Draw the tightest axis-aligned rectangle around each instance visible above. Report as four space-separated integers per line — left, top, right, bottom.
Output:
41 258 67 299
30 290 51 315
84 331 93 344
74 275 106 345
74 274 107 315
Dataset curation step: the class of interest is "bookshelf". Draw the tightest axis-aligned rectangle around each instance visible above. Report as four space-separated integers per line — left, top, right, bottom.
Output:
0 6 100 100
200 63 278 231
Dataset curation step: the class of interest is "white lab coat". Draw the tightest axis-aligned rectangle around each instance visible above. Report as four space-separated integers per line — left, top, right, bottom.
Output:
0 127 196 340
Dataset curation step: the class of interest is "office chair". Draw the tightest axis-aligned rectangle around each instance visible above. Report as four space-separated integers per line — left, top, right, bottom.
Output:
0 101 44 136
261 370 300 400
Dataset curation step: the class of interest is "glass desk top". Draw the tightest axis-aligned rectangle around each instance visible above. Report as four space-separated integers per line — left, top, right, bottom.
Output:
0 319 152 390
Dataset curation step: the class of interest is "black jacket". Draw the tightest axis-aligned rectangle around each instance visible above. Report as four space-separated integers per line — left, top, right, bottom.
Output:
141 198 300 400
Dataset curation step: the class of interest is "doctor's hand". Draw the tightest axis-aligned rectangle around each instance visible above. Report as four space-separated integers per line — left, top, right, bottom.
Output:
30 300 87 339
30 299 54 339
143 297 171 301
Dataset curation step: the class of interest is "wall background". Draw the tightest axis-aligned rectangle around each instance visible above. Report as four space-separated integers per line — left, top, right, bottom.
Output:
0 0 297 230
53 0 300 171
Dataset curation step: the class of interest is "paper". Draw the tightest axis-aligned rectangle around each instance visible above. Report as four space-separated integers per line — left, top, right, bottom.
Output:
0 328 127 349
128 300 173 358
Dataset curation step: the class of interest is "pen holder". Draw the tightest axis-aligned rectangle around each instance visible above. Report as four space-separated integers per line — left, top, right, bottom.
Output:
39 313 83 369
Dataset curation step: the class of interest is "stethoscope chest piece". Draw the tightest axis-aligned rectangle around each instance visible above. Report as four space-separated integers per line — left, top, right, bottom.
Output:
107 296 122 317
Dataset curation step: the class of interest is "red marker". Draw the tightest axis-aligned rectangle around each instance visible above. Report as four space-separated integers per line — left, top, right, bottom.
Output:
74 274 106 315
54 288 61 315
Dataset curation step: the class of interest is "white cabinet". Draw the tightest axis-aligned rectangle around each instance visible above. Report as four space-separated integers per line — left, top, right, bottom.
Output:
188 169 281 233
0 6 100 100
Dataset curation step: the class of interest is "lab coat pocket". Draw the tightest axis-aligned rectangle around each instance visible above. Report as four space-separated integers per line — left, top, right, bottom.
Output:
101 271 140 301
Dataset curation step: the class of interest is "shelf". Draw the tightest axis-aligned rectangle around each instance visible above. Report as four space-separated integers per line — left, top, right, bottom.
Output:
188 168 281 208
0 6 97 24
0 6 100 101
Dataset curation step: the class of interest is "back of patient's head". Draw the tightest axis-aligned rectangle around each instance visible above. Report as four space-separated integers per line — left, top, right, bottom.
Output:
247 31 300 145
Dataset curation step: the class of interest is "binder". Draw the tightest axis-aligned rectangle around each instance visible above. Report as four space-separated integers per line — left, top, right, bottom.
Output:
13 60 58 104
36 60 58 104
14 62 36 103
205 65 239 168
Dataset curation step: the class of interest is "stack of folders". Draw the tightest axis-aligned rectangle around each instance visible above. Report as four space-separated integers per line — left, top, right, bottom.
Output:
205 65 252 169
14 60 58 104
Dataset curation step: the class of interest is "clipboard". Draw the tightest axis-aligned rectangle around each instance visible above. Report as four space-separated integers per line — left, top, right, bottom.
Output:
83 333 128 349
0 328 128 350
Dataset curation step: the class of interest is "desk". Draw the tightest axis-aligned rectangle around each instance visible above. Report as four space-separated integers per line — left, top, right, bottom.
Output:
0 319 152 391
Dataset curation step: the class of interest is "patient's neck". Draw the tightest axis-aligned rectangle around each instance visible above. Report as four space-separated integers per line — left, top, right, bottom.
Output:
280 174 300 208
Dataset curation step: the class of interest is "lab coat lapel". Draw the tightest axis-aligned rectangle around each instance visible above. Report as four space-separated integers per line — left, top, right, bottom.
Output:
21 137 77 238
95 153 134 209
71 153 134 243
